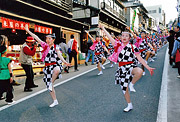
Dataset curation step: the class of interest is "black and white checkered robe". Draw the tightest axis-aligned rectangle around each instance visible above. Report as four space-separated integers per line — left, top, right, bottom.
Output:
138 39 148 59
115 43 139 94
43 45 63 89
94 42 105 64
147 39 154 52
107 42 114 57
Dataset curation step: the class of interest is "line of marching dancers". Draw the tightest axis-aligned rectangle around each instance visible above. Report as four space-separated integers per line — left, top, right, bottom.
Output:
0 24 166 112
85 24 167 112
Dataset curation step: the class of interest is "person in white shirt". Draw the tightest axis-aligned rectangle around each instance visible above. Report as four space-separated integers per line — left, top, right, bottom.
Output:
68 35 79 72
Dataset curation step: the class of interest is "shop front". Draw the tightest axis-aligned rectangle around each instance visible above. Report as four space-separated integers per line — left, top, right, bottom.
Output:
0 0 89 77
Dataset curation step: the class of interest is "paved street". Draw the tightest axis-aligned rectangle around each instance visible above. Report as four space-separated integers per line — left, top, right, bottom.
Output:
0 46 167 122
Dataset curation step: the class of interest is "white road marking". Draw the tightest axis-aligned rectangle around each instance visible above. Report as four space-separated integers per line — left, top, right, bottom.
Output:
0 62 109 111
156 47 168 122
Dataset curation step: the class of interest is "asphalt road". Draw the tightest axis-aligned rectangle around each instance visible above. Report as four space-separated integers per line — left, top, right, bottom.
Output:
0 46 167 122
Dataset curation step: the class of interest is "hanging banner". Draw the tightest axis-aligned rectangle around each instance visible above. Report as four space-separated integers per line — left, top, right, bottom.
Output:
1 17 29 30
131 10 137 31
34 25 52 34
148 18 152 28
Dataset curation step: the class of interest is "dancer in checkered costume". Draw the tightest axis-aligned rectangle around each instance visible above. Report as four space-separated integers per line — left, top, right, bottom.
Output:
43 45 63 88
94 41 105 64
85 30 110 75
129 31 155 76
115 44 139 93
105 36 115 67
107 42 114 57
25 26 70 108
100 25 154 112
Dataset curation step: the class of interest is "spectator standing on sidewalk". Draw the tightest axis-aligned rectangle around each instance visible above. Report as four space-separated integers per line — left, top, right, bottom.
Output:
171 26 180 68
0 35 21 86
59 38 69 73
167 30 175 65
171 31 180 78
85 36 94 66
68 35 79 72
19 37 38 92
0 45 15 104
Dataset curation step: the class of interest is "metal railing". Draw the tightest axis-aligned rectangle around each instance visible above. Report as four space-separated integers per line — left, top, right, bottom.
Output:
101 2 126 22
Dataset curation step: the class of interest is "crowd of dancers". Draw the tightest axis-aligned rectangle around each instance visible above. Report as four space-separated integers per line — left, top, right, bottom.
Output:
0 24 168 112
85 24 167 112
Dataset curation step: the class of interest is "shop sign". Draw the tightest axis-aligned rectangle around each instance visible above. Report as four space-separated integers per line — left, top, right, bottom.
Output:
1 17 29 30
34 25 52 34
91 16 99 25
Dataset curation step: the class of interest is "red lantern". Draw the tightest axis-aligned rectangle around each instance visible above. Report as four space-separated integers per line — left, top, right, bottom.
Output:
12 29 16 33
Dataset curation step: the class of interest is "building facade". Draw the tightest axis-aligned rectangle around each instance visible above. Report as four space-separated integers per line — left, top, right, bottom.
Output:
123 0 149 32
0 0 89 76
73 0 127 37
146 5 163 24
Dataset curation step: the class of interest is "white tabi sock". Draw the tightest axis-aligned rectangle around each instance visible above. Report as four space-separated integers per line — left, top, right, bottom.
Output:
49 99 59 108
124 102 133 112
129 82 136 92
98 71 103 75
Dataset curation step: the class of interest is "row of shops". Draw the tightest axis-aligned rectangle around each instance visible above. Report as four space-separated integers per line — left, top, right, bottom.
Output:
0 0 129 77
0 0 89 76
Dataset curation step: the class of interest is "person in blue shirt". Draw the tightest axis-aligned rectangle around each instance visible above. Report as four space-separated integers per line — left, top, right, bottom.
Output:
171 33 180 78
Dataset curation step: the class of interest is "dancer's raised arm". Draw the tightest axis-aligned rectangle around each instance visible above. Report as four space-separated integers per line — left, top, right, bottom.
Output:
98 24 115 46
24 25 43 44
126 27 137 39
85 30 95 42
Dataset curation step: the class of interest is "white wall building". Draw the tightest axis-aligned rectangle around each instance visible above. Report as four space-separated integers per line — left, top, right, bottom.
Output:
146 5 163 23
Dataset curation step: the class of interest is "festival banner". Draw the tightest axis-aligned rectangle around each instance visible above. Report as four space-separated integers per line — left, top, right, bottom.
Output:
131 10 137 31
1 17 29 30
34 25 52 34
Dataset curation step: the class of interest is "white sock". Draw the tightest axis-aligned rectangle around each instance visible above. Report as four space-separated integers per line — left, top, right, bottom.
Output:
124 102 133 112
128 102 132 107
98 71 103 75
49 99 59 108
129 82 136 92
54 99 58 103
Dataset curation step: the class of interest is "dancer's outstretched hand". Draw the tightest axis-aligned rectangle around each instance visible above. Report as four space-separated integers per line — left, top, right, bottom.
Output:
147 67 155 76
126 26 130 30
98 24 104 29
64 62 71 67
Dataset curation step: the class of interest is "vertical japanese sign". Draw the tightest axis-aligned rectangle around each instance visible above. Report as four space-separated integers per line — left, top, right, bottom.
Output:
131 10 137 31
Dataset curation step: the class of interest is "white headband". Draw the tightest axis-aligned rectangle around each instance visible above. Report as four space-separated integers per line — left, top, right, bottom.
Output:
122 32 130 34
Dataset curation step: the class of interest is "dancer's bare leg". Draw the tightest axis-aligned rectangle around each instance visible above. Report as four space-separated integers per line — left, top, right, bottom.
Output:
145 51 151 61
97 62 102 71
124 87 131 103
129 67 143 92
124 87 133 112
131 67 143 84
101 57 106 65
50 87 56 100
52 66 60 83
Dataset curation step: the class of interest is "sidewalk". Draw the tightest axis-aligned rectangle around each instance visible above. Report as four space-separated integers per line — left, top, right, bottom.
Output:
167 55 180 121
0 62 102 107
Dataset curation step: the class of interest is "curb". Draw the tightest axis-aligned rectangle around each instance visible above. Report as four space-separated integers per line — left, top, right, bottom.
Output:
156 47 168 122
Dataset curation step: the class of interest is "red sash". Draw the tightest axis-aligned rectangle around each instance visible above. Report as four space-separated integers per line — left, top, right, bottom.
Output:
119 61 134 67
